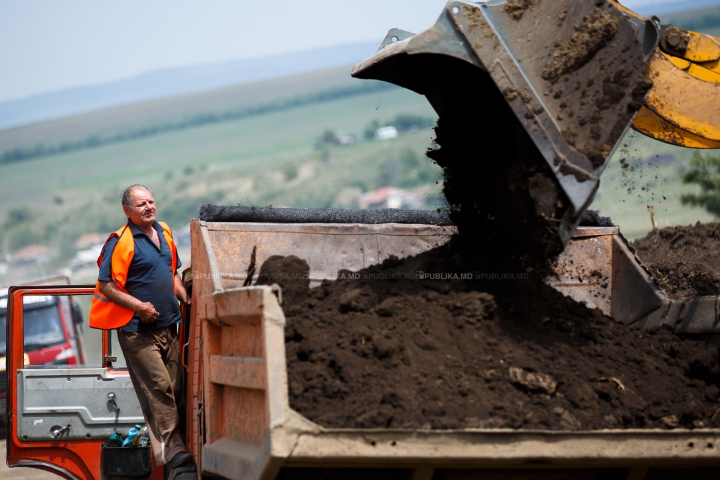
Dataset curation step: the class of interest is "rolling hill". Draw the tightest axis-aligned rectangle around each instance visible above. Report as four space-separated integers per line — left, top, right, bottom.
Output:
0 65 381 153
0 42 378 130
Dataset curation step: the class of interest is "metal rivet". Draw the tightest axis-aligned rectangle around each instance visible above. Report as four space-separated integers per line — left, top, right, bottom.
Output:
23 435 28 440
86 433 92 439
667 32 681 47
67 377 71 382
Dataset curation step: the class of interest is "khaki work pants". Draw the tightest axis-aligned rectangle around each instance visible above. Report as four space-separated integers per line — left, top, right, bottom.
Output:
117 326 185 465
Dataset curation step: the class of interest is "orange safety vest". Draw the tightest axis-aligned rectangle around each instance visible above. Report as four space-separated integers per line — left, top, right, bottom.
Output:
89 221 177 330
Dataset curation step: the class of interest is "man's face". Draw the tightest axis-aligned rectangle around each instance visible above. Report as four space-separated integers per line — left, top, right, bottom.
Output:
123 187 156 228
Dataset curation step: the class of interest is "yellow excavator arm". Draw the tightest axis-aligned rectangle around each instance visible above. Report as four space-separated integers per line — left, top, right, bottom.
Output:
613 0 720 148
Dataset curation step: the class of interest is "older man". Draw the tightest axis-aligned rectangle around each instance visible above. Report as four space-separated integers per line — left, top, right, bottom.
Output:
89 184 192 469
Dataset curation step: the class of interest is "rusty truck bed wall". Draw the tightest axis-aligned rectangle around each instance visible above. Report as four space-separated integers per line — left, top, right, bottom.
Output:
191 221 456 289
547 226 665 325
188 220 720 480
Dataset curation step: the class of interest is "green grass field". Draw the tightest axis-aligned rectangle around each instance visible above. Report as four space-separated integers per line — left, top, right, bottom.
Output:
0 86 436 212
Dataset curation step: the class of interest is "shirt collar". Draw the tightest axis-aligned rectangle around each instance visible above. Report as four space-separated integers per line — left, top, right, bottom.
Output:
127 219 164 236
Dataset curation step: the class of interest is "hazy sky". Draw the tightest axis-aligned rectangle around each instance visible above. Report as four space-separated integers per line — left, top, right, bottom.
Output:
0 0 716 104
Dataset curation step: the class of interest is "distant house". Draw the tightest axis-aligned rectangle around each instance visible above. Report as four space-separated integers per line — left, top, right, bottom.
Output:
70 244 103 271
12 245 55 265
315 131 356 149
70 232 108 270
75 233 107 249
360 186 425 210
335 133 356 146
375 126 398 141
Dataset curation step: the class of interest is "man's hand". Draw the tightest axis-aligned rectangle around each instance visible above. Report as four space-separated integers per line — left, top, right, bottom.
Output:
174 273 190 306
99 281 159 323
137 302 160 323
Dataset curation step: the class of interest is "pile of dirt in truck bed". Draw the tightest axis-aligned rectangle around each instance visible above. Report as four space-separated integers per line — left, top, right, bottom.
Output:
632 222 720 299
262 8 718 431
269 247 720 431
266 45 720 431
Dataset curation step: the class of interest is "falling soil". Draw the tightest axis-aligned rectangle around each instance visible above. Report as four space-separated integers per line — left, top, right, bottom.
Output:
273 244 720 430
425 60 567 275
632 223 720 299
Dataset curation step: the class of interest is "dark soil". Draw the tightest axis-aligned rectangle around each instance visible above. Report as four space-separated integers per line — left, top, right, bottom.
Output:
256 255 311 305
264 103 720 431
262 39 719 433
632 223 720 299
272 245 720 430
259 3 719 432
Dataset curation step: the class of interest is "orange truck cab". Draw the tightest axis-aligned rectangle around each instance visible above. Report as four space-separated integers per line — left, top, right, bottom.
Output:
4 284 180 480
0 284 86 425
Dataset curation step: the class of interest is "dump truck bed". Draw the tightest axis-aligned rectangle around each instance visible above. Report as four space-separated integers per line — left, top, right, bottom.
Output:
186 220 720 480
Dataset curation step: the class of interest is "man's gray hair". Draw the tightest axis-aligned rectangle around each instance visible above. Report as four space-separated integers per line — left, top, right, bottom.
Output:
121 184 152 207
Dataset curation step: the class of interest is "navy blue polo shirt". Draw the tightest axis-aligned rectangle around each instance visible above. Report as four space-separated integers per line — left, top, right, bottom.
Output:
98 220 183 332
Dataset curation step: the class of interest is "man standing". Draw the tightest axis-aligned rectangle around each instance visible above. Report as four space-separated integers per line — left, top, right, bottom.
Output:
89 184 192 469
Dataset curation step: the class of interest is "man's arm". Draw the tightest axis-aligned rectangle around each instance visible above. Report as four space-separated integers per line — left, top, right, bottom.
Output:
174 273 190 305
98 281 159 323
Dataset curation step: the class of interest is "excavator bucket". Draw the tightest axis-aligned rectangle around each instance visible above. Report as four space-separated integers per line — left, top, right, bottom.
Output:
353 0 659 245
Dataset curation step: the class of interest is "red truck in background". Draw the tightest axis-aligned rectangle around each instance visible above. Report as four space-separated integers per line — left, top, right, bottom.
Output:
0 276 87 424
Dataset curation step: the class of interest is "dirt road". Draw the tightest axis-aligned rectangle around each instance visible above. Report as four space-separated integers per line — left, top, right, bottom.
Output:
0 426 59 479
